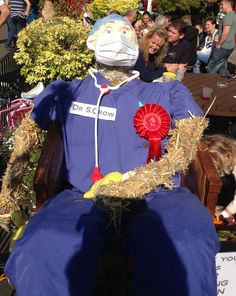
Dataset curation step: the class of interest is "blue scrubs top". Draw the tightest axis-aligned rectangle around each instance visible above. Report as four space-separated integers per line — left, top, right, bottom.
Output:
31 73 203 193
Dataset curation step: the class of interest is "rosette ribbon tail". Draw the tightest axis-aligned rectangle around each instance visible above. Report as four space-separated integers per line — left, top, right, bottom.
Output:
147 138 161 163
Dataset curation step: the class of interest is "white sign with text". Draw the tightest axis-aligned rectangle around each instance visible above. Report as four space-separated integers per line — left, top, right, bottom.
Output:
216 252 236 295
69 101 117 121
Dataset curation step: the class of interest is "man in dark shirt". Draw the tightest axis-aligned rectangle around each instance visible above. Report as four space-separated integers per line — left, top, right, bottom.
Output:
163 19 197 66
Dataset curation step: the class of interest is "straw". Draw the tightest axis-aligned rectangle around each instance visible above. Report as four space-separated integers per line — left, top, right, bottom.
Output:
203 96 217 120
0 114 42 217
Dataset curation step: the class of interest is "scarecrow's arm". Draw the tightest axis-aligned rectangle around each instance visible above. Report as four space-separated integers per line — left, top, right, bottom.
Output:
96 116 208 198
0 115 42 216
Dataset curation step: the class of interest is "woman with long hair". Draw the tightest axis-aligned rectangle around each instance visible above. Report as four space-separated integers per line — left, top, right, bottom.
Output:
134 11 155 38
133 27 178 82
204 134 236 221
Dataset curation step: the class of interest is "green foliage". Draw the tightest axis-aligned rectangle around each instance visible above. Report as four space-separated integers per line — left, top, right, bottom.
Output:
158 0 213 14
9 210 29 251
11 210 29 228
21 132 46 208
9 222 28 251
89 0 139 19
197 1 219 20
0 128 45 211
14 17 94 85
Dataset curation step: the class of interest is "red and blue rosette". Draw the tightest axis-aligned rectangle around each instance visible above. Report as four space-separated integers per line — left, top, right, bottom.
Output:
134 104 171 163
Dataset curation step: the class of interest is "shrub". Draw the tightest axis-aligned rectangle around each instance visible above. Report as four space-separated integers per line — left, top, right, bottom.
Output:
89 0 139 20
14 17 94 85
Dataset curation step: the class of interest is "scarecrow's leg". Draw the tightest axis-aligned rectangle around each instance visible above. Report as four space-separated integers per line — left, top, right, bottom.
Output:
122 188 219 296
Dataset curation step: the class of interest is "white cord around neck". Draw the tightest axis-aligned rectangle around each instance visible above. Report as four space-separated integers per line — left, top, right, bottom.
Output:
89 68 140 175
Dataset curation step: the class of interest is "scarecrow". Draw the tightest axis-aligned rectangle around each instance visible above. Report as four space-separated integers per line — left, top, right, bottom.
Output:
3 14 219 296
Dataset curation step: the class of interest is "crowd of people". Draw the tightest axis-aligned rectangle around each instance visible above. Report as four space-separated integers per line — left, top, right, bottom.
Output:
129 0 236 79
207 0 236 76
0 0 39 50
89 0 235 82
0 0 235 76
193 17 218 73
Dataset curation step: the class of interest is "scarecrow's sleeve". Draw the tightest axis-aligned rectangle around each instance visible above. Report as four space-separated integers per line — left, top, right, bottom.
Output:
169 81 204 120
31 80 66 130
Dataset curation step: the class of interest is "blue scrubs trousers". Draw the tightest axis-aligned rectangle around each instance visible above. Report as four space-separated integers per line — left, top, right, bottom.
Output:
5 187 219 296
